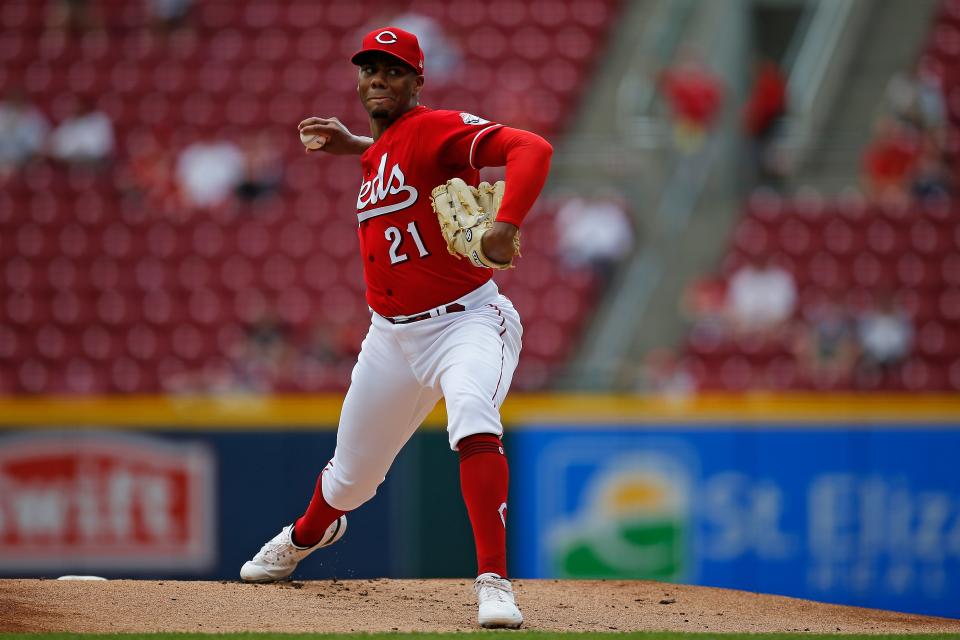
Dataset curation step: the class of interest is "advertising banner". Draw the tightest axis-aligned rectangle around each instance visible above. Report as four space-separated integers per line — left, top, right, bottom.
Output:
510 425 960 618
0 428 475 580
0 431 216 572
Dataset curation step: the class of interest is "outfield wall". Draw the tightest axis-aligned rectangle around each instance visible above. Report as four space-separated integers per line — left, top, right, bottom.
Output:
0 394 957 618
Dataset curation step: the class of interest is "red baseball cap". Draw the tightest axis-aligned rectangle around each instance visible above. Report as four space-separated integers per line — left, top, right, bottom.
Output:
351 27 424 75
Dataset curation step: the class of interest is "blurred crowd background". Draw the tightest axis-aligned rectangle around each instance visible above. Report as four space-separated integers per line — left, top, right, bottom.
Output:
1 0 620 395
1 0 959 396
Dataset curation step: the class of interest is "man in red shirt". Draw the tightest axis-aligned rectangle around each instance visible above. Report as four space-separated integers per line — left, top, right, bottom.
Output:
240 27 552 629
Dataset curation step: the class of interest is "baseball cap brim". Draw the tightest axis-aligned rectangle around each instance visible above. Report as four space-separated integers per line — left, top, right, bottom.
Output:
350 49 419 74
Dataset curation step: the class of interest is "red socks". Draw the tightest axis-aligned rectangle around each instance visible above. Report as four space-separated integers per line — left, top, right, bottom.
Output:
292 468 344 548
293 435 511 577
458 433 510 577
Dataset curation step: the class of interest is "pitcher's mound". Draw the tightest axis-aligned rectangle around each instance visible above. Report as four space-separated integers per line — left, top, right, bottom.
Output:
2 578 958 634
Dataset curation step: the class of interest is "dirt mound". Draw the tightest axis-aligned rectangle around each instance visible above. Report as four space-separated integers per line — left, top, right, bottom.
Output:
2 578 958 634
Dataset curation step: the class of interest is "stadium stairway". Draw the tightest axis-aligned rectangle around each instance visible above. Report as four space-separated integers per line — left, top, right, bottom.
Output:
794 0 939 192
560 0 750 389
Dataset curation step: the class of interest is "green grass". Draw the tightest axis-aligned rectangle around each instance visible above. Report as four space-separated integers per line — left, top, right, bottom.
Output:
2 634 960 639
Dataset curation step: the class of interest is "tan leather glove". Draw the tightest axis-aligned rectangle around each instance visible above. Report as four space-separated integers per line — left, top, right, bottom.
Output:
430 178 520 270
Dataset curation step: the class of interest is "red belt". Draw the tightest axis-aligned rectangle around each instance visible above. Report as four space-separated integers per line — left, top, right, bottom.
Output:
385 303 466 325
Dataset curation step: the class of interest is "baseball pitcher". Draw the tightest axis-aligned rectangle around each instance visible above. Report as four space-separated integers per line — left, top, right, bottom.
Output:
240 26 553 629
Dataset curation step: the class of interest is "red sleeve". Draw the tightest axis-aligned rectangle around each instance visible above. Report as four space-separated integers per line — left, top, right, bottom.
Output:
424 111 506 170
471 127 553 227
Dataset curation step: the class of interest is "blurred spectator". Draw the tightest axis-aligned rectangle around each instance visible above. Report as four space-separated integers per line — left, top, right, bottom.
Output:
914 70 947 132
176 132 244 208
300 323 339 368
235 132 283 205
857 293 913 374
743 59 788 186
639 347 696 398
294 325 338 391
911 139 952 201
555 192 633 284
660 49 724 153
725 255 797 334
48 97 115 168
245 311 291 365
861 116 921 204
885 72 920 125
299 319 359 361
793 296 858 388
0 90 49 179
146 0 193 32
123 130 181 213
47 0 98 33
222 310 295 392
683 276 726 320
681 275 727 343
885 70 946 132
388 12 461 82
164 357 267 396
329 321 365 361
293 320 366 391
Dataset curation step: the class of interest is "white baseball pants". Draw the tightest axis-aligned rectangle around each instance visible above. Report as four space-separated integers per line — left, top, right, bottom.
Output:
321 280 522 512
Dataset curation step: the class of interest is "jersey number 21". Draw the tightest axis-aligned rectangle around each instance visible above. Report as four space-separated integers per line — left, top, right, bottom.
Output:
385 222 429 265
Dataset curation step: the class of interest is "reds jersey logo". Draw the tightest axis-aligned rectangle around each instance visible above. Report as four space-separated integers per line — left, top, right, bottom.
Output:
357 152 419 223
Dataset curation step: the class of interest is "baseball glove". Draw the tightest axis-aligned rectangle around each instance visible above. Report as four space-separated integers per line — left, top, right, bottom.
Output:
430 178 520 270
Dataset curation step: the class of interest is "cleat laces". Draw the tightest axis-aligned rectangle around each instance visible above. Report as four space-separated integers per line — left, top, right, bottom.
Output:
475 575 515 604
253 530 301 565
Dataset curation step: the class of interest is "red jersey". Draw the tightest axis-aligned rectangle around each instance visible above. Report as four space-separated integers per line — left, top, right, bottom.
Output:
356 106 504 317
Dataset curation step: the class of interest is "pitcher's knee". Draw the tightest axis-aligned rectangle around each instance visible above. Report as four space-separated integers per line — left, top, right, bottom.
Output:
446 393 503 450
322 468 384 511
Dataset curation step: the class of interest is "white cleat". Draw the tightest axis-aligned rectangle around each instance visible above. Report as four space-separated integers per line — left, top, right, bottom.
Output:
475 572 523 629
240 516 347 583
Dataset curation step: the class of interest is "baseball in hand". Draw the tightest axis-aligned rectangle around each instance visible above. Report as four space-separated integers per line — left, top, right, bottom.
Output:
300 131 328 150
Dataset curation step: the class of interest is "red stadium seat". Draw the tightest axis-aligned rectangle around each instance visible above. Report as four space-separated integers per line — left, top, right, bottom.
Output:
940 288 960 322
125 323 159 361
324 2 365 29
731 219 770 256
900 358 944 391
823 219 863 256
746 188 785 221
866 220 906 255
852 253 897 289
942 254 960 287
0 324 24 362
933 24 960 61
806 252 845 289
719 356 755 392
949 359 960 390
909 219 948 255
778 218 813 257
529 0 569 28
511 26 552 62
554 25 595 63
276 288 313 326
762 357 799 390
188 288 228 326
897 253 940 289
17 358 50 394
